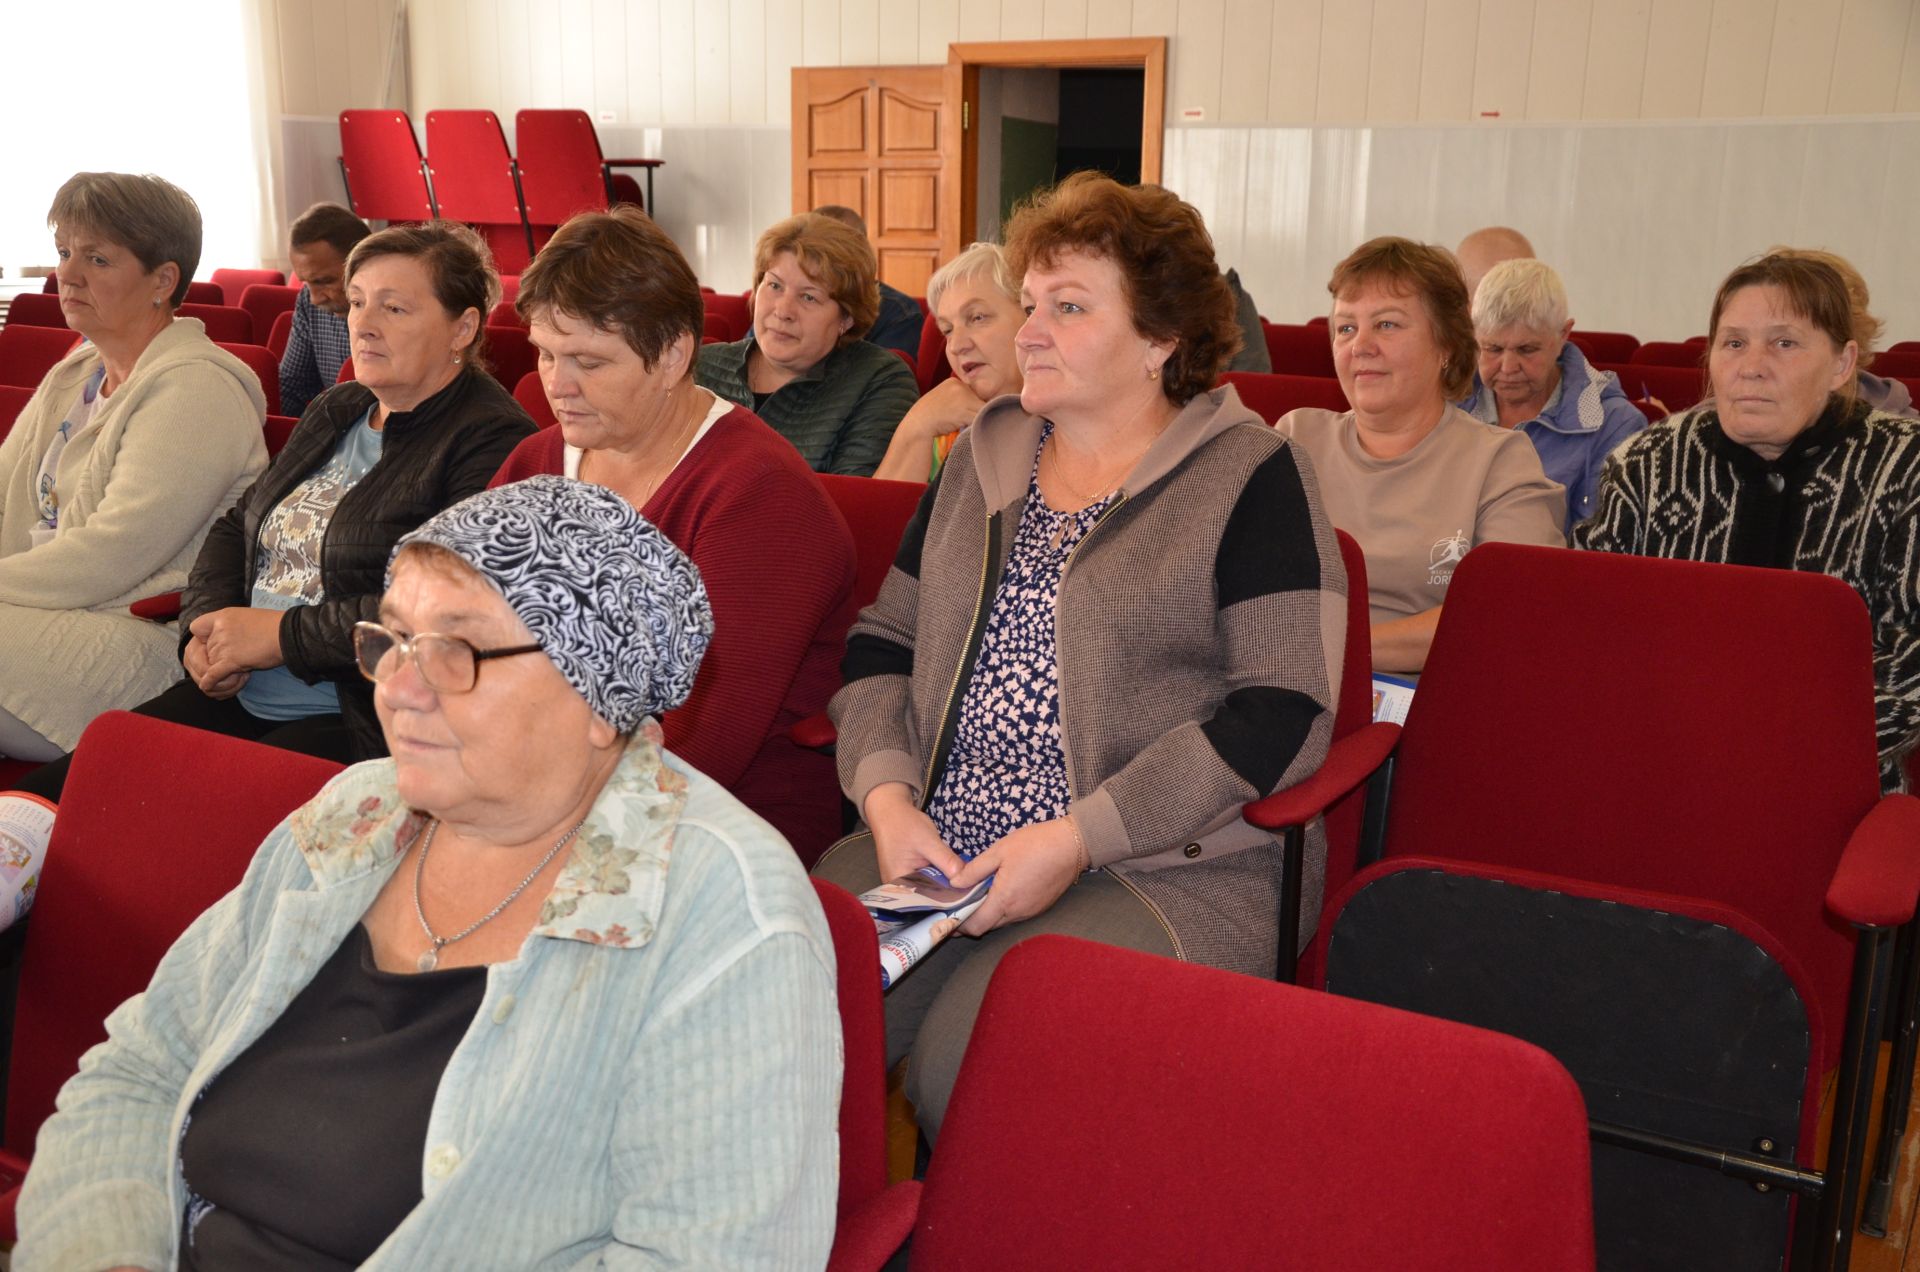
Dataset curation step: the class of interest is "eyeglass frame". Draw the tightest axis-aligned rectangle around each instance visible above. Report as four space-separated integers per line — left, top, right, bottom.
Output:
352 620 545 694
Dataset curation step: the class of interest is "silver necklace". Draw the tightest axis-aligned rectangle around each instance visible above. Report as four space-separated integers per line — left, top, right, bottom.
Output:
411 815 587 971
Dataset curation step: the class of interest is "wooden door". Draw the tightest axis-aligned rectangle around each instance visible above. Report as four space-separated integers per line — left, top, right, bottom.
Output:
792 65 958 297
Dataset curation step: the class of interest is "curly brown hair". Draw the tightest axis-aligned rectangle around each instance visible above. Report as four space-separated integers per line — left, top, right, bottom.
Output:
516 206 704 370
1004 172 1239 405
751 214 879 345
1328 237 1477 400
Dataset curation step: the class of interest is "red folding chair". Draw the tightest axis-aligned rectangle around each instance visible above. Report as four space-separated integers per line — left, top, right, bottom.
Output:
515 108 654 229
181 281 224 307
1567 330 1640 364
1867 351 1920 378
0 326 81 389
175 303 253 344
425 110 534 273
0 713 343 1239
3 294 69 330
38 277 56 294
913 309 950 395
702 292 751 343
1263 322 1338 378
239 283 301 351
1886 341 1920 357
267 310 295 360
1316 543 1920 1270
211 268 286 307
1627 340 1704 368
216 341 281 415
832 935 1595 1271
488 300 525 328
1220 371 1349 423
484 324 537 388
264 414 300 458
1599 363 1709 411
513 371 557 428
338 109 436 223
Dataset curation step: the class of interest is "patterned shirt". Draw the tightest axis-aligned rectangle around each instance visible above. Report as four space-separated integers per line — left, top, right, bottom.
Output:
924 426 1117 857
32 366 105 546
279 287 353 418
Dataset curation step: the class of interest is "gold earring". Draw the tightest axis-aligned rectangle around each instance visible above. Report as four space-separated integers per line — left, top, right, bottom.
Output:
1148 366 1160 381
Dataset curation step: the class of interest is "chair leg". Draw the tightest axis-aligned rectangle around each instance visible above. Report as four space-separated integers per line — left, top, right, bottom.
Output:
1861 919 1920 1236
1814 927 1897 1271
1275 825 1303 983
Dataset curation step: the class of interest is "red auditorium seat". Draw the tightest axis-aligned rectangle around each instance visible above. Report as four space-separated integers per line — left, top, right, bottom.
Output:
1628 340 1704 367
0 326 81 389
702 292 751 343
832 935 1594 1271
1600 362 1708 410
489 300 524 328
484 324 537 388
1567 330 1640 364
175 303 253 344
1886 340 1920 357
182 281 224 307
513 370 557 428
338 109 436 223
211 267 286 307
216 341 281 415
0 385 35 442
809 882 897 1268
702 313 730 342
336 356 356 384
913 309 950 395
0 713 343 1238
239 283 300 351
3 294 69 330
264 414 300 457
498 274 520 306
38 276 56 294
1263 322 1338 378
267 310 295 360
514 108 652 248
1219 371 1348 423
426 109 535 273
1868 351 1920 378
1316 543 1920 1270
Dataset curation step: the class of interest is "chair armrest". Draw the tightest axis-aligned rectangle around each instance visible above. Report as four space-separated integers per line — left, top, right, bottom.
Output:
129 591 182 622
1242 721 1400 831
604 157 665 167
1827 793 1920 928
0 1145 29 1244
826 1180 922 1272
790 711 838 752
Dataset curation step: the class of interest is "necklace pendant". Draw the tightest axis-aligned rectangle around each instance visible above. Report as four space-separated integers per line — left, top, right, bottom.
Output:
417 946 440 973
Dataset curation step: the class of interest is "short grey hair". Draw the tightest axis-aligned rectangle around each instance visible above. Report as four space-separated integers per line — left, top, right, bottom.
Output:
927 242 1018 314
1472 258 1569 335
48 172 203 309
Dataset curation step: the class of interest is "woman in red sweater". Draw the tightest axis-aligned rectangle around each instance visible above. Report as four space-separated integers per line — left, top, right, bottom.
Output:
491 207 856 862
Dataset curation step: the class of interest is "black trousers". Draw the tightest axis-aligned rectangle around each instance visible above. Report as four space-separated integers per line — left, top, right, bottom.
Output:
9 679 355 804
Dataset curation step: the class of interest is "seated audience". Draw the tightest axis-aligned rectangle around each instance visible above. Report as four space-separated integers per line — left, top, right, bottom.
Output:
1455 224 1534 299
1769 246 1913 417
874 242 1025 482
1460 258 1647 530
815 173 1343 1140
5 222 532 834
1280 237 1565 675
280 201 372 416
696 213 919 477
0 171 266 766
813 203 923 358
1576 252 1920 792
492 206 856 860
14 477 839 1270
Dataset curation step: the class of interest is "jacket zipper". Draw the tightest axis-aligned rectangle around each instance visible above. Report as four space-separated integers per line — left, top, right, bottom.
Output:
918 512 999 807
1053 494 1185 960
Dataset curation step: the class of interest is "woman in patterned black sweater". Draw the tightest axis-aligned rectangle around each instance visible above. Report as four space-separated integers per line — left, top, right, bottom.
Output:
1575 253 1920 791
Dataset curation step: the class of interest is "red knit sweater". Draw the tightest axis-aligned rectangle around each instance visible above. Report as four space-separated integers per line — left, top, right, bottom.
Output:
491 406 856 862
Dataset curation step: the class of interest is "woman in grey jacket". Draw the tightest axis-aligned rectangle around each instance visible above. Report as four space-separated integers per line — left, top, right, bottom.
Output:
816 173 1346 1139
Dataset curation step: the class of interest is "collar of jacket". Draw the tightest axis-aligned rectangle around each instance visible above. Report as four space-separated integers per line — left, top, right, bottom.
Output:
1460 341 1613 438
39 318 267 414
965 385 1267 510
288 719 687 951
1702 393 1867 479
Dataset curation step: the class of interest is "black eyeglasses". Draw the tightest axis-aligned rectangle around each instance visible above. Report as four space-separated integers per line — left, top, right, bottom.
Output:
353 621 543 694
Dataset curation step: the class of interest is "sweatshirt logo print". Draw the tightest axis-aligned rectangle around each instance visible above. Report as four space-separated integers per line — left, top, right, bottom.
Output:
1429 529 1470 585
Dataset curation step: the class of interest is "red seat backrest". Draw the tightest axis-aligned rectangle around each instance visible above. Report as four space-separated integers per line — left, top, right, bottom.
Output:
215 341 281 415
815 474 927 613
182 281 225 307
1220 371 1348 423
3 294 69 330
338 109 435 222
1599 362 1708 410
1263 322 1338 378
5 713 343 1158
514 108 615 229
264 414 299 457
1886 340 1920 357
267 309 296 360
212 268 286 307
239 284 301 352
1567 330 1639 364
1867 351 1920 378
918 935 1595 1270
914 309 950 395
513 371 557 428
176 303 254 344
484 325 537 389
488 300 524 328
809 881 889 1222
1628 340 1703 368
425 110 531 273
702 292 751 343
0 325 81 389
701 313 729 342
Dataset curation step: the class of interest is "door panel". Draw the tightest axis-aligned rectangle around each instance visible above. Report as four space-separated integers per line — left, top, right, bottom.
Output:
793 65 957 294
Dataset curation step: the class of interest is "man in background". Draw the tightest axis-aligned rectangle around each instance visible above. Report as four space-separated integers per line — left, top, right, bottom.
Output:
1455 225 1534 300
280 202 372 416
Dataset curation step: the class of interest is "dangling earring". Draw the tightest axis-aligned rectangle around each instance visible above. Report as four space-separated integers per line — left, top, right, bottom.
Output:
451 350 461 365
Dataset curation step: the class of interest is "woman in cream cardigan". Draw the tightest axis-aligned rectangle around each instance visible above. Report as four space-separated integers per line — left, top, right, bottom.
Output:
0 173 266 762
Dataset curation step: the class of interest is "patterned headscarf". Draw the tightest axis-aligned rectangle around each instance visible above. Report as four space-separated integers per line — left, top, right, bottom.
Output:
391 476 712 731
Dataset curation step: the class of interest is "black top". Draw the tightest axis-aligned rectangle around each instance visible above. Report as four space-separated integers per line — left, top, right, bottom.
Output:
178 924 486 1270
179 370 536 759
1706 396 1865 570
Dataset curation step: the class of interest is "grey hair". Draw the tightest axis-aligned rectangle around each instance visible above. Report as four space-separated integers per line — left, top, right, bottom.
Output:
1472 258 1569 335
48 172 203 309
927 242 1018 314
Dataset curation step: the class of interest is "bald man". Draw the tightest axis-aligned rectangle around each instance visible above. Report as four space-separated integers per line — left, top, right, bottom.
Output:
1456 226 1534 299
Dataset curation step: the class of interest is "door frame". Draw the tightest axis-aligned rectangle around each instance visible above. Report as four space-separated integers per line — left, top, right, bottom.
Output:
939 37 1168 262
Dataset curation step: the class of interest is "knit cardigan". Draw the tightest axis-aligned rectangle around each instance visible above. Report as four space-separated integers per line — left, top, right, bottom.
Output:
0 320 267 748
696 333 919 477
1575 399 1920 790
831 387 1346 974
491 405 857 859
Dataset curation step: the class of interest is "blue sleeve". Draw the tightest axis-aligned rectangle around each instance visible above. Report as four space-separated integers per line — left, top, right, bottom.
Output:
278 297 323 418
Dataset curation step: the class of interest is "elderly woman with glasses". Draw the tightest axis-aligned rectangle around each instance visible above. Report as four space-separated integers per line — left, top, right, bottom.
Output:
14 478 841 1272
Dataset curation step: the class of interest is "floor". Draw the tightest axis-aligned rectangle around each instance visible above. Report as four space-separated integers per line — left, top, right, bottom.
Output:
1848 1043 1920 1271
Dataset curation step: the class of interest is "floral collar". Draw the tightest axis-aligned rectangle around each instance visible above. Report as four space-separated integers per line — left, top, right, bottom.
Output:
288 720 688 950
